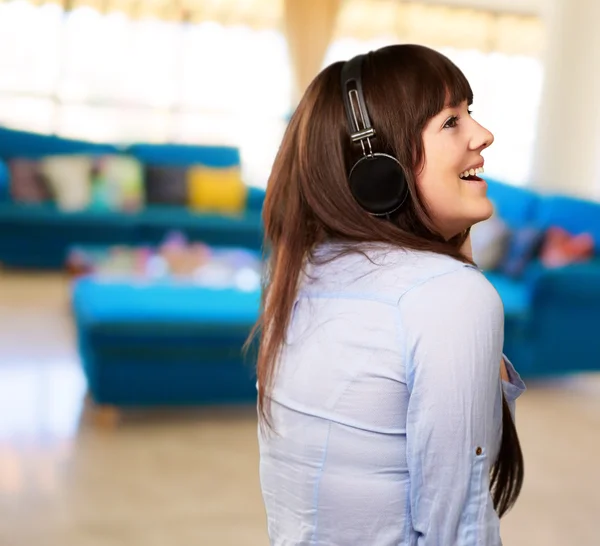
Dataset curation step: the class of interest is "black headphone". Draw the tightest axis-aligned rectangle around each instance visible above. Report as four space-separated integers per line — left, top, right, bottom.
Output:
341 53 409 216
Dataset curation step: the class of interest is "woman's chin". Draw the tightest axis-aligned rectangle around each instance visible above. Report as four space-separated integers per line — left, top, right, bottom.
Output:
466 197 494 226
450 207 494 237
476 198 495 222
438 198 495 239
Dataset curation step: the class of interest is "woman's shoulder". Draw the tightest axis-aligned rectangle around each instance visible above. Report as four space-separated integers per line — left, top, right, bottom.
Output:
303 242 492 304
397 254 503 322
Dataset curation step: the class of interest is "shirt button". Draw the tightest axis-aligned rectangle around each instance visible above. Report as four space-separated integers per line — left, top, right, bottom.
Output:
475 447 483 456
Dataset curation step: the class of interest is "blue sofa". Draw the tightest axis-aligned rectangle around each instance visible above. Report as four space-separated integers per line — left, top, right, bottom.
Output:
69 177 600 411
484 179 600 378
0 126 265 269
4 123 598 388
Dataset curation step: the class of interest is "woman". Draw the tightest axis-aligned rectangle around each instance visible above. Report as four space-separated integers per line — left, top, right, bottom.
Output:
251 44 526 545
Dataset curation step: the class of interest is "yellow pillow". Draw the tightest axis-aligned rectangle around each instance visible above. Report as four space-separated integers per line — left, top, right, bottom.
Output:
187 165 247 214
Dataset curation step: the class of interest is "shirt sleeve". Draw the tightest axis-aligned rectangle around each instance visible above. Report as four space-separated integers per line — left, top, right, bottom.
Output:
398 266 504 546
502 354 527 421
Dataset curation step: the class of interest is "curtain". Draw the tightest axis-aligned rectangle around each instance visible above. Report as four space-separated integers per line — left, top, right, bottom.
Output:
283 0 341 103
334 0 545 57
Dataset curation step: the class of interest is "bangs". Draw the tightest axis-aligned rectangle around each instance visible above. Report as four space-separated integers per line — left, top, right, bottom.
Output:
445 66 473 107
420 53 474 120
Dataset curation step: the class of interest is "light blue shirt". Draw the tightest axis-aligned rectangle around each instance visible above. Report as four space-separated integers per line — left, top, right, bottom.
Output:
258 243 526 546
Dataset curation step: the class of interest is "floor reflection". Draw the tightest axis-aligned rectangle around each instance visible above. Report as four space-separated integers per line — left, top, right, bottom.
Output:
0 360 86 443
0 359 85 498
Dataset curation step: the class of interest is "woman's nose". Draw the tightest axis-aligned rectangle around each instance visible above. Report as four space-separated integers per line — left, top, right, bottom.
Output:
471 123 494 151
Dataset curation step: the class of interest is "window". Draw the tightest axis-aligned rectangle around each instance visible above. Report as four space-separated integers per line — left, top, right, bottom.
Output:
0 1 543 189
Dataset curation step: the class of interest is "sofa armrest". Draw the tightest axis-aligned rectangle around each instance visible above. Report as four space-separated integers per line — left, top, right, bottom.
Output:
246 186 265 213
528 259 600 374
531 260 600 302
0 160 9 202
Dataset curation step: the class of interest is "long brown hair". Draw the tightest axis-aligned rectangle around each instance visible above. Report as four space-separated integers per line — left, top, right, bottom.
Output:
249 44 523 516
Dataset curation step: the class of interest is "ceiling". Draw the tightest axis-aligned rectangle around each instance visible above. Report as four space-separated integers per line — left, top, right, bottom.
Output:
407 0 544 16
10 0 548 19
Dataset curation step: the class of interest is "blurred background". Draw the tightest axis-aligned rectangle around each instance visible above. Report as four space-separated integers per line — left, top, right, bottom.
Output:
0 0 599 545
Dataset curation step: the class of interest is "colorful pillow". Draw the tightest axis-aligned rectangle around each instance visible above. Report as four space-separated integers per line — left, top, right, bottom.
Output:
144 165 188 206
40 155 92 211
8 158 53 203
91 155 144 212
540 226 595 268
497 226 546 279
187 165 247 214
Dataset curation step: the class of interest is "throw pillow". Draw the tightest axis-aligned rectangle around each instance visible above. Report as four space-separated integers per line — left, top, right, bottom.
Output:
91 155 144 212
40 155 92 211
8 158 53 203
540 226 595 268
187 165 247 214
144 165 188 206
498 226 546 279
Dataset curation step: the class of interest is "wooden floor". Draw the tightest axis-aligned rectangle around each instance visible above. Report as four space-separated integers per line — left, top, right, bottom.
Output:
1 270 599 545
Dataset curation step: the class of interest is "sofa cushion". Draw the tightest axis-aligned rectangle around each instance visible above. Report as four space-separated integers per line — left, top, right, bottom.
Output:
136 206 263 250
0 203 139 247
72 278 260 325
0 202 139 268
535 195 600 251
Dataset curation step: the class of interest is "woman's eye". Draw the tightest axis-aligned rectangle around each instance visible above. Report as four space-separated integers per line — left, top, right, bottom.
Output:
443 116 459 129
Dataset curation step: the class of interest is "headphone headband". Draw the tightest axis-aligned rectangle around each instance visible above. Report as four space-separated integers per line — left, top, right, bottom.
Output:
341 54 375 147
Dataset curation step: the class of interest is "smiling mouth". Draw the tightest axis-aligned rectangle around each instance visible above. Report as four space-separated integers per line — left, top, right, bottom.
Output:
459 166 484 182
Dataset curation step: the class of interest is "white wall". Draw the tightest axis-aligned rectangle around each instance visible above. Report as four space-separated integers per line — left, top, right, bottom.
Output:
415 0 543 16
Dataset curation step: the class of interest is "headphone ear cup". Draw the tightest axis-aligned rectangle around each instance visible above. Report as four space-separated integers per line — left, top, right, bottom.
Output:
348 153 409 215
